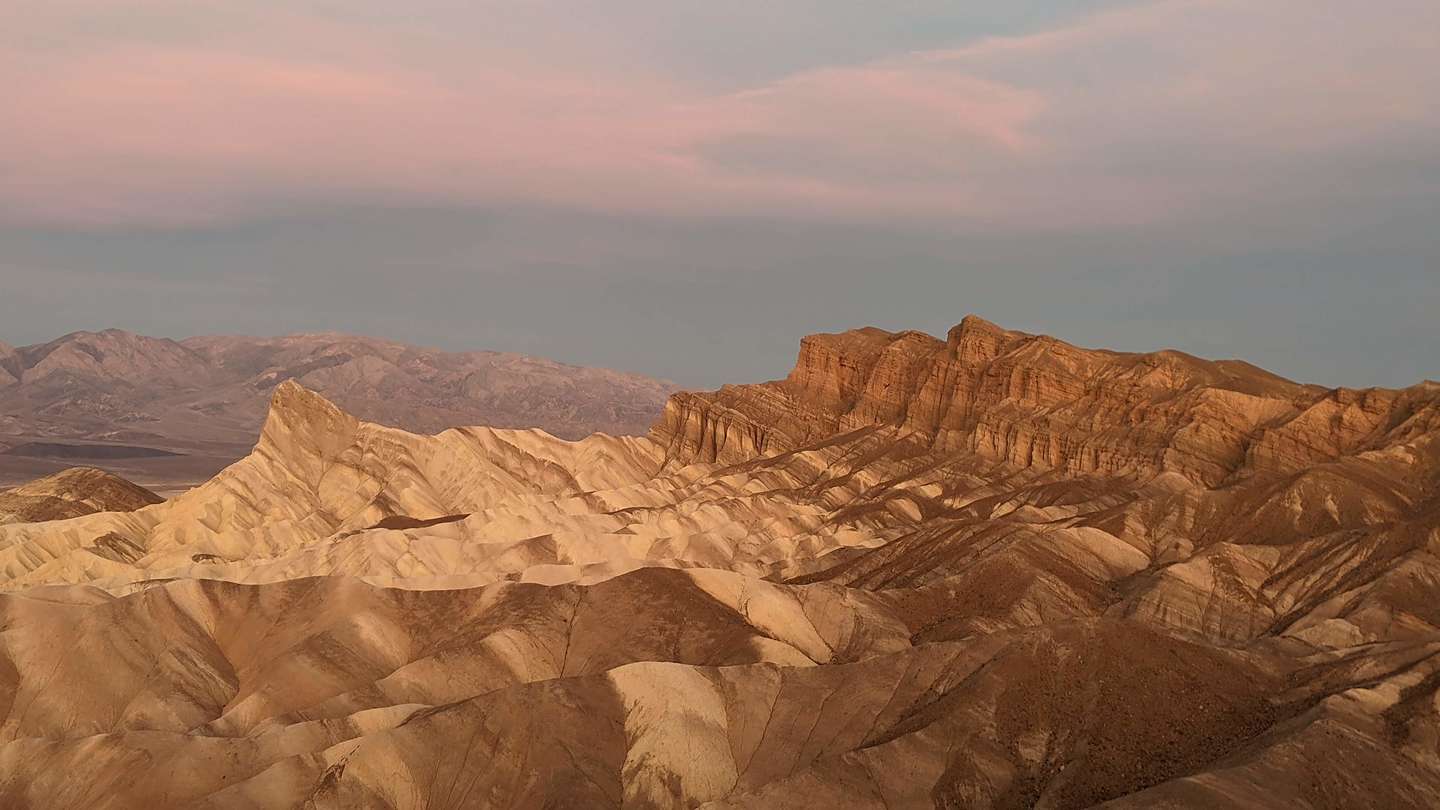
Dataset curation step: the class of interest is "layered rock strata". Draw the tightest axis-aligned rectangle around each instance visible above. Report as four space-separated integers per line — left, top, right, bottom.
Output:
0 316 1438 808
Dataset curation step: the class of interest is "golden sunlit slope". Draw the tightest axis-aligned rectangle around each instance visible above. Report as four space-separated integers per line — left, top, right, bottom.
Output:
1 316 1439 808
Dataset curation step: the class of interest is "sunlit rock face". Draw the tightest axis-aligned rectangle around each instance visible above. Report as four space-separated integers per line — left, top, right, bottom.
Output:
2 316 1439 809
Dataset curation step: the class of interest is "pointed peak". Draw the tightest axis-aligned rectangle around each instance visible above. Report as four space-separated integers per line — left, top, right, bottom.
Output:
956 314 1005 334
258 380 360 457
946 314 1024 362
267 379 349 423
272 377 318 399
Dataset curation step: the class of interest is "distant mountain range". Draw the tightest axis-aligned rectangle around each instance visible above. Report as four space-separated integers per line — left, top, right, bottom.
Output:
0 329 676 484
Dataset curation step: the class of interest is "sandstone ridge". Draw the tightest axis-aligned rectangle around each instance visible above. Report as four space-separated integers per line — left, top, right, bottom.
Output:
655 315 1440 486
1 318 1439 808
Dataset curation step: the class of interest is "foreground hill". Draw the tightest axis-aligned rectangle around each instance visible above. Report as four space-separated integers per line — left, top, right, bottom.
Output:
0 467 162 525
0 329 677 484
0 316 1437 808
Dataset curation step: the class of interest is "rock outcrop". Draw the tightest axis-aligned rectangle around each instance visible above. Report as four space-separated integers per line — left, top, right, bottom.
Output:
1 317 1439 808
653 315 1437 486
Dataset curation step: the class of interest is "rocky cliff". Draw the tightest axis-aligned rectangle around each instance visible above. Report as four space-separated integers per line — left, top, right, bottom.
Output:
654 315 1439 486
2 319 1440 809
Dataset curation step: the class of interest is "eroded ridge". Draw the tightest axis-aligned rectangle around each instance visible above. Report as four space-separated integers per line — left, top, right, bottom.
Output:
2 317 1439 808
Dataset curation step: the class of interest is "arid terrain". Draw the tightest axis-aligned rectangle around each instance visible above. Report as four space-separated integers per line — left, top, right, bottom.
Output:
0 467 162 525
0 329 676 487
2 315 1439 808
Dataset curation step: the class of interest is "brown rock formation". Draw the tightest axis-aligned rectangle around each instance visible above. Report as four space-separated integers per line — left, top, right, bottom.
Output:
653 315 1436 487
0 466 163 524
0 316 1438 808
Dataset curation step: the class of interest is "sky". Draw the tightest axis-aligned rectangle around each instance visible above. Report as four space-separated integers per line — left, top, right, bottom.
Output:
1 0 1436 388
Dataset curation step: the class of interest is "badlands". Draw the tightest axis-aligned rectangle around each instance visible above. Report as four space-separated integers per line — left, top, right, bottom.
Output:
0 329 676 487
1 315 1439 808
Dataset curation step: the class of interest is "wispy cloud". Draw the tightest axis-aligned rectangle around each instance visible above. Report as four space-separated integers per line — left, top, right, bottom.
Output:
1 0 1436 227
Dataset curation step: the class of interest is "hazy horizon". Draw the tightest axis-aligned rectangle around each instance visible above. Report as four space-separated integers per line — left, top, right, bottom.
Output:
3 301 1435 393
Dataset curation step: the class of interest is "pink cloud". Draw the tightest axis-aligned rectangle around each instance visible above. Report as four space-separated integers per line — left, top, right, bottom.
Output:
935 0 1440 150
1 0 1436 227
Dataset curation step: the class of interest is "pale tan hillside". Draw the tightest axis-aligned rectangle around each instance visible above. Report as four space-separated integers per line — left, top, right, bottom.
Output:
0 381 900 591
1 316 1439 808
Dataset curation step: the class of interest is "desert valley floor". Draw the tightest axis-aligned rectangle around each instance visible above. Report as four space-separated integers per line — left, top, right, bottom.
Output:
2 316 1439 808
